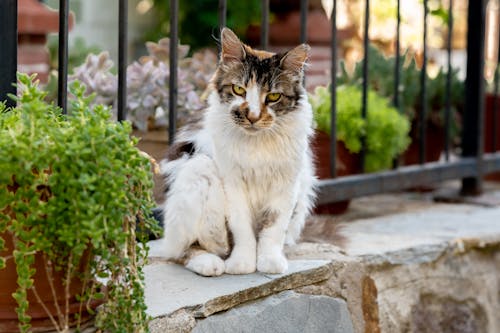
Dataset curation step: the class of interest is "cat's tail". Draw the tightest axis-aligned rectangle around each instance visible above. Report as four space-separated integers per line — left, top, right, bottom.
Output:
160 138 197 184
160 150 191 183
286 151 318 245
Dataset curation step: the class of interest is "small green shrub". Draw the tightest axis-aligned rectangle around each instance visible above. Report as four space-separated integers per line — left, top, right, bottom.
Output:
338 44 464 130
310 84 411 172
0 73 158 332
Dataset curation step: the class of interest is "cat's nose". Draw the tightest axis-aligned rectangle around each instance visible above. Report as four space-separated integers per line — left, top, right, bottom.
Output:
246 112 260 124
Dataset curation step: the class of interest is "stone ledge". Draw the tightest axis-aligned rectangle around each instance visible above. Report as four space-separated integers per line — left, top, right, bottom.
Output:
146 189 500 332
145 259 333 320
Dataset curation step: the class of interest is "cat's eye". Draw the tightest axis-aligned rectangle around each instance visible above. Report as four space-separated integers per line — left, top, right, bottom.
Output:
232 84 246 96
266 92 282 103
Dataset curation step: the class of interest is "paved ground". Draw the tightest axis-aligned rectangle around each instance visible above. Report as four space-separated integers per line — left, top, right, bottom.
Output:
303 182 500 256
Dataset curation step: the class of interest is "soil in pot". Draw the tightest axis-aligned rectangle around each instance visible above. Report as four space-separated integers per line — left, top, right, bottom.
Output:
312 131 361 215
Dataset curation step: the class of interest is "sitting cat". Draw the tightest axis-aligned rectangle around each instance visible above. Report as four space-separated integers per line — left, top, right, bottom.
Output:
160 28 316 276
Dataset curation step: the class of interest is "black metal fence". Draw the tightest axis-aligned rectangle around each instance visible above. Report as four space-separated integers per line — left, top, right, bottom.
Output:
1 0 500 204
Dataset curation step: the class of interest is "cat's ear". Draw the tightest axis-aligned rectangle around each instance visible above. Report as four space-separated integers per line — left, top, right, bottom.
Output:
280 44 310 73
220 28 246 63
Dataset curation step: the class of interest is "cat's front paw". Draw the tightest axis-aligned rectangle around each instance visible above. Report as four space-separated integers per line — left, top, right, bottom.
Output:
224 254 256 274
186 253 225 277
257 253 288 274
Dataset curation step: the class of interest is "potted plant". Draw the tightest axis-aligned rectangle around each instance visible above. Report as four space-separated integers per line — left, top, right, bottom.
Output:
0 74 158 332
338 44 464 164
309 84 411 214
485 65 500 153
484 70 500 181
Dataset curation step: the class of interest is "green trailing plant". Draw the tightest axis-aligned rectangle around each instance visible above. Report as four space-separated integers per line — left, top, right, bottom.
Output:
0 73 158 332
310 84 411 172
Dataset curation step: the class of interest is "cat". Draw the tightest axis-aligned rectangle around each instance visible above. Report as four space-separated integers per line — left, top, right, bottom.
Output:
159 27 316 276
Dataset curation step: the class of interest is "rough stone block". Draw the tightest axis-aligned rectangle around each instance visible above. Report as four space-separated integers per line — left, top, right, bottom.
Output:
193 291 354 333
411 295 487 333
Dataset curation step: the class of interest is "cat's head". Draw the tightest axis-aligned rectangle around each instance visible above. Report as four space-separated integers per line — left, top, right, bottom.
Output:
211 28 310 134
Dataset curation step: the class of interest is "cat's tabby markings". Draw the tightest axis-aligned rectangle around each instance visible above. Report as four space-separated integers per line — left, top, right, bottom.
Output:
160 28 316 276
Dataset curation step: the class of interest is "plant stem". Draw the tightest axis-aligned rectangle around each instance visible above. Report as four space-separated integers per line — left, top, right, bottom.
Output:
44 254 65 327
77 252 92 331
31 286 62 332
64 252 74 332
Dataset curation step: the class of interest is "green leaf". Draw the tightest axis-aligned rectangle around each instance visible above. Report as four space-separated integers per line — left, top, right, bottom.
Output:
93 292 105 300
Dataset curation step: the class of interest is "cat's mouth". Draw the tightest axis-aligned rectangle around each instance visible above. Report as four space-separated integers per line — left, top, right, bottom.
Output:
241 123 272 134
242 125 260 133
231 111 274 133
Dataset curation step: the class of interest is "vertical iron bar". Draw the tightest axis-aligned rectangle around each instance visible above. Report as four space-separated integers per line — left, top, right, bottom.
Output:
492 4 500 152
58 0 69 114
360 0 370 173
218 0 227 56
0 0 17 108
169 0 178 143
300 0 308 87
393 0 401 109
261 0 270 49
444 0 453 161
330 0 338 177
300 0 308 44
117 0 128 122
461 0 486 196
392 0 401 169
419 0 428 164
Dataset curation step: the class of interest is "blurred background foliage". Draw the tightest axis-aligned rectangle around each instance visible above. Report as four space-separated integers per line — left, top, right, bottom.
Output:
143 0 262 51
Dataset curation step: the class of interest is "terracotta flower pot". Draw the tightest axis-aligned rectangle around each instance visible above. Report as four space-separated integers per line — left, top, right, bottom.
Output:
17 0 74 83
311 131 361 215
400 119 445 192
484 93 500 181
245 9 357 47
0 231 99 333
403 120 445 165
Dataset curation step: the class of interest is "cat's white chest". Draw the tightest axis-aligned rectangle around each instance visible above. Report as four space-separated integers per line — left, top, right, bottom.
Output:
216 136 302 209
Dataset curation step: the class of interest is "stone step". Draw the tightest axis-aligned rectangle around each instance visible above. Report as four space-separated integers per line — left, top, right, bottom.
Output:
145 185 500 332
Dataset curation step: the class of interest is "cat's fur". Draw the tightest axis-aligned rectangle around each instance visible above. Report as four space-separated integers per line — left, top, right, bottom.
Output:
160 28 316 276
